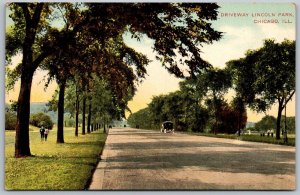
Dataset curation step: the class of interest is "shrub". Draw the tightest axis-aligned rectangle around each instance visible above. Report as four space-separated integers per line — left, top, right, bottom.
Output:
30 112 54 129
5 112 17 130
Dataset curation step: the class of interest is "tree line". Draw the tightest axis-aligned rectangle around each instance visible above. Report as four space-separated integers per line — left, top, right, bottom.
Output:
128 39 295 137
254 115 295 134
6 3 222 157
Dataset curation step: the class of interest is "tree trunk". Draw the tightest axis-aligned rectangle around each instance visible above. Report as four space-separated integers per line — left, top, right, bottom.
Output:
15 72 34 157
15 4 45 157
57 81 66 143
238 110 241 136
75 92 79 137
75 84 80 136
87 103 92 133
213 92 217 135
82 95 86 135
276 99 284 140
283 102 288 143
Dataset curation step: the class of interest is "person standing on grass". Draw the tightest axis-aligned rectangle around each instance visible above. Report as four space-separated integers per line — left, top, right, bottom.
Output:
40 126 45 141
44 128 49 141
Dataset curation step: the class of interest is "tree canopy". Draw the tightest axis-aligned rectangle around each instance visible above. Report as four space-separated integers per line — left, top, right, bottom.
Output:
6 2 222 157
227 39 295 139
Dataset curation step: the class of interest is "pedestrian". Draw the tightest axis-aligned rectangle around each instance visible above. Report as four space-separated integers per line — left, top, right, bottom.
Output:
44 128 49 141
40 126 45 141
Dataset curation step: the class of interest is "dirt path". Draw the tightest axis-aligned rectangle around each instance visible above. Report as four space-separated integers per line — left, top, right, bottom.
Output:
89 128 295 190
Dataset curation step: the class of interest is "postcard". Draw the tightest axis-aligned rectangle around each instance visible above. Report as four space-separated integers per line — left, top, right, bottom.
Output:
5 2 295 190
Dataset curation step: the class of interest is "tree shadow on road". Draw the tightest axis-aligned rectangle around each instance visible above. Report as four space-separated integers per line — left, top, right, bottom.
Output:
106 140 295 175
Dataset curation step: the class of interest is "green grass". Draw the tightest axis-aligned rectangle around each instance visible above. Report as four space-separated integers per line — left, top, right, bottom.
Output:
238 134 295 146
187 132 295 146
5 126 107 190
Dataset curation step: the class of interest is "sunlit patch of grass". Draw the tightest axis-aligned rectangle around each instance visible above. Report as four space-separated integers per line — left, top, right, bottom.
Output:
5 126 106 190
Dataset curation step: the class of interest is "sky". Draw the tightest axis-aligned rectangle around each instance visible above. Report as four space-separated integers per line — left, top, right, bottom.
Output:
5 3 296 122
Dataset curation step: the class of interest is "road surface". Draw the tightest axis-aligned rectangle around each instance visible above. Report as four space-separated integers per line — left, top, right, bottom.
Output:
89 128 295 190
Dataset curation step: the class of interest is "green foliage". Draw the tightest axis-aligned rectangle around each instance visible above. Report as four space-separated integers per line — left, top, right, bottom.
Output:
5 4 25 64
240 134 295 146
255 115 295 133
205 98 247 134
189 132 295 146
128 67 244 134
281 116 295 133
227 39 295 138
198 68 232 99
246 127 256 131
6 101 18 112
87 3 222 77
30 112 54 129
7 2 222 156
89 78 117 122
46 89 59 112
5 64 22 92
128 91 210 132
180 68 233 133
5 112 17 130
231 96 247 133
64 76 118 123
255 115 276 132
5 128 107 190
127 107 153 130
64 114 75 127
186 106 209 132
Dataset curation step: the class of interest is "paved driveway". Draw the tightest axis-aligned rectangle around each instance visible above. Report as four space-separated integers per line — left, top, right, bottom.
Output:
89 128 295 190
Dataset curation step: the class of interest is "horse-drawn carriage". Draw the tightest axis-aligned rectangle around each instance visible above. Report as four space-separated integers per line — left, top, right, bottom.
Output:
160 121 174 133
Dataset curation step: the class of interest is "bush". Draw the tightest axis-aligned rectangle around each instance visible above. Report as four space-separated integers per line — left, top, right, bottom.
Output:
5 112 17 130
30 112 54 129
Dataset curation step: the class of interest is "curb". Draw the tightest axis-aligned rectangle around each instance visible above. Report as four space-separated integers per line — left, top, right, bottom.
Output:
88 134 109 190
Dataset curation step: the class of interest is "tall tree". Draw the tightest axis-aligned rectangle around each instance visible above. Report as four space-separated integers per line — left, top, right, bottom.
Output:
6 2 89 156
63 78 82 136
231 96 247 136
194 68 232 134
6 3 52 157
227 39 295 139
179 80 210 132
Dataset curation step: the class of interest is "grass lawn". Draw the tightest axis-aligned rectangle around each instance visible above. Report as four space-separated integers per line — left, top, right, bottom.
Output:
5 126 107 190
188 132 295 146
